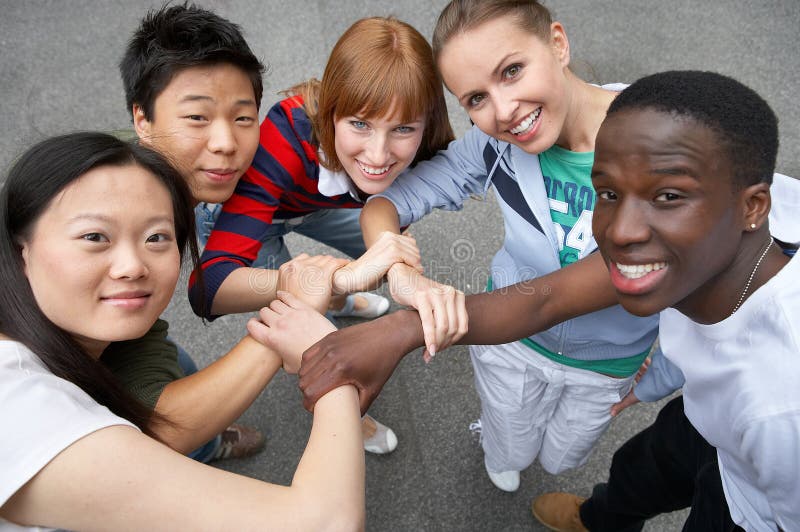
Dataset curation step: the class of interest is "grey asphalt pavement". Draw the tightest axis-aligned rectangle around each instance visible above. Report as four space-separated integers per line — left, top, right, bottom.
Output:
2 1 798 530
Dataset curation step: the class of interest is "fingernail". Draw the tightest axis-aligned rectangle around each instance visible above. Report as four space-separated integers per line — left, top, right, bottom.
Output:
429 346 436 357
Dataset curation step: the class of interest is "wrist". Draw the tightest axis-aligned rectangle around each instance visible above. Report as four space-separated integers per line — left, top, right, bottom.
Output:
241 335 283 371
387 262 412 282
385 309 425 353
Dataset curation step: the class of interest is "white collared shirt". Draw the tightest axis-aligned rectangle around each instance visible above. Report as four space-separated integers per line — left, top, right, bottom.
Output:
316 151 363 203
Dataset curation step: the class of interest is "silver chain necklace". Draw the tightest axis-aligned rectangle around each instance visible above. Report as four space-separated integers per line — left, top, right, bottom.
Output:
731 236 774 315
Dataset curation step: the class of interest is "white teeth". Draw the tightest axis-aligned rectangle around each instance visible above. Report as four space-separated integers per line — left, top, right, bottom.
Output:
357 161 391 175
509 108 542 135
615 262 667 280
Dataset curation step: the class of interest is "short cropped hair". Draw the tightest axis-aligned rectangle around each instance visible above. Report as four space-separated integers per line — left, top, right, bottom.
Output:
608 70 778 187
120 2 265 120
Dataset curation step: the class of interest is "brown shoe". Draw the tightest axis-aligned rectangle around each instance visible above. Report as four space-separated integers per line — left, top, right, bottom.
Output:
212 423 265 461
531 492 588 532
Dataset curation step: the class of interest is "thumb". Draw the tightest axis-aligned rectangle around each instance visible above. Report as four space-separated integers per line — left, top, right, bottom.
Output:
610 392 640 417
246 317 271 346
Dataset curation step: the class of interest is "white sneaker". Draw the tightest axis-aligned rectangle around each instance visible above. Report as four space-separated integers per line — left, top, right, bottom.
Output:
362 415 398 454
330 292 390 319
469 419 483 445
485 456 520 492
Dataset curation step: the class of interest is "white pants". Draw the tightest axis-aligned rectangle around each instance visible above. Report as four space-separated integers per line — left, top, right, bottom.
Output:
470 341 635 475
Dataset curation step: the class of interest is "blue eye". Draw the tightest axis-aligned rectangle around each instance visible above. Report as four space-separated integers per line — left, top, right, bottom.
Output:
394 125 415 134
467 94 485 108
350 120 368 129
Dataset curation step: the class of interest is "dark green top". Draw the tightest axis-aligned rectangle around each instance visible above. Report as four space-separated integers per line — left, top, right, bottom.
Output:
101 319 185 408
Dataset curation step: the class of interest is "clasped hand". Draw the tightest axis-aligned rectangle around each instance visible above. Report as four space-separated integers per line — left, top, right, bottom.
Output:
247 291 337 374
386 262 468 360
331 231 423 295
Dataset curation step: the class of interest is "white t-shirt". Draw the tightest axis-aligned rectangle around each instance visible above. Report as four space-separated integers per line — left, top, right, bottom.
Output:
0 340 136 531
660 254 800 531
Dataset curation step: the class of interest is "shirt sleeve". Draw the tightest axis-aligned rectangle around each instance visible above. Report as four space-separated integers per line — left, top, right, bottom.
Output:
373 125 492 227
0 342 136 506
769 173 800 247
100 319 184 409
633 342 685 402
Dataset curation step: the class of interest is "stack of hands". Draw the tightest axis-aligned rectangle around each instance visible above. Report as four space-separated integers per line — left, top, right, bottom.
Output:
247 231 470 413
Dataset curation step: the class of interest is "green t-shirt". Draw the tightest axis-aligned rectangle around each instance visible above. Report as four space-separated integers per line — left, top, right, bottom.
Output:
539 145 595 267
100 319 184 409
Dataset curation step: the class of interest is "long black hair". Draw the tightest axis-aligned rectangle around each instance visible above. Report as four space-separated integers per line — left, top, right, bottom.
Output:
0 132 200 436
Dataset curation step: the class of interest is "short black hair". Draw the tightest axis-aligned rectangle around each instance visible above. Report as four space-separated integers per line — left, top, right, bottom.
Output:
120 2 265 120
608 70 778 188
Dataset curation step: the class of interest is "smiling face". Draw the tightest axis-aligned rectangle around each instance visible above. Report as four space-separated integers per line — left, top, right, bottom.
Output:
134 63 260 204
333 108 425 196
20 164 181 357
591 108 747 318
437 15 570 154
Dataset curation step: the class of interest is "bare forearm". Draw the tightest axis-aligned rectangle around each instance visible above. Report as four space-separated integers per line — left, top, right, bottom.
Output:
210 267 280 315
152 336 282 453
459 288 565 345
460 253 618 345
10 424 364 531
360 197 401 247
292 385 365 530
382 254 619 348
